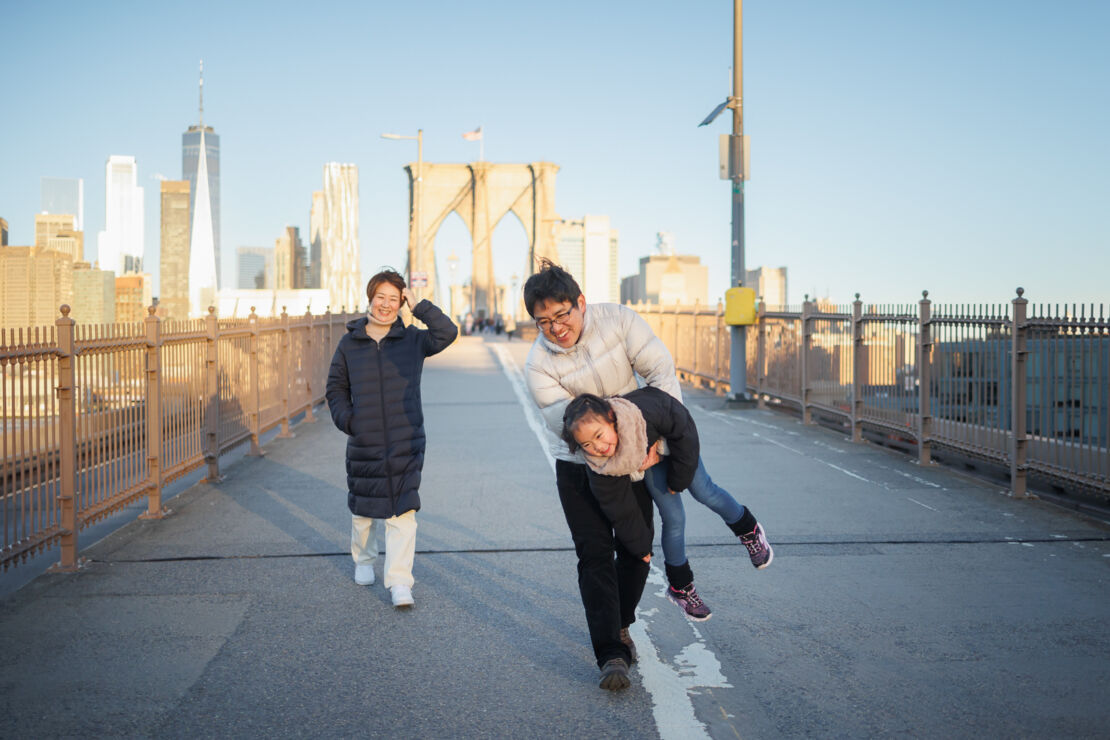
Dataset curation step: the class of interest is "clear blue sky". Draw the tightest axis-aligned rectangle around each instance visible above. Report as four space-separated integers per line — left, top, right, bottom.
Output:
2 0 1107 310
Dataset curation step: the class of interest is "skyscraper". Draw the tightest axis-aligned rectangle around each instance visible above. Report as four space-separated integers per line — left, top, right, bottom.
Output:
97 155 144 275
745 266 788 309
40 177 84 232
553 214 620 304
237 246 272 289
183 61 221 288
160 180 191 320
321 163 361 312
309 190 324 289
274 226 306 290
187 128 218 316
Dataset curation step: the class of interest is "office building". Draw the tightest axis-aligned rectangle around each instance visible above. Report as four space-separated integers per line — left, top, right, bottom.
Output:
0 217 8 246
237 246 272 289
553 214 619 304
97 155 144 275
745 266 788 309
115 273 152 323
274 226 307 290
620 234 709 306
0 247 74 330
160 180 191 320
35 213 82 261
183 62 221 288
321 163 361 312
40 177 84 231
72 263 116 324
309 190 323 289
187 128 218 316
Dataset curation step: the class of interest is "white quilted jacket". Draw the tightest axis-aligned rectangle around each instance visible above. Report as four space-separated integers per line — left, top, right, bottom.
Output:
524 302 682 462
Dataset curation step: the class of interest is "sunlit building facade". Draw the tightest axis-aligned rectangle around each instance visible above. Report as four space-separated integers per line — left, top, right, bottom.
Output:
553 214 619 304
746 266 788 310
160 180 191 320
0 247 74 330
237 246 271 289
309 190 324 289
274 226 307 290
73 263 116 324
97 155 144 275
183 127 220 288
321 163 361 312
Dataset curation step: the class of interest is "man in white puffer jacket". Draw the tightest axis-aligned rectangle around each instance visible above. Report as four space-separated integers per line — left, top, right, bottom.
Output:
523 259 679 691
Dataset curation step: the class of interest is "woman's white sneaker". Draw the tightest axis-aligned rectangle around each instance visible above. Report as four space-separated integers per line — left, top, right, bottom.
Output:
353 564 375 585
391 584 414 608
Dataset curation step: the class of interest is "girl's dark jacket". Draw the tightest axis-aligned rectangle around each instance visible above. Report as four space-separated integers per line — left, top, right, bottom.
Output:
587 386 700 558
325 300 458 518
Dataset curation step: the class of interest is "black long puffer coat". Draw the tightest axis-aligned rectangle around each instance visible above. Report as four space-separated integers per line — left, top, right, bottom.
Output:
325 300 458 518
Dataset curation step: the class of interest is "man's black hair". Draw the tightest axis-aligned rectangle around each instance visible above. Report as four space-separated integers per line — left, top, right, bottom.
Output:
522 258 583 318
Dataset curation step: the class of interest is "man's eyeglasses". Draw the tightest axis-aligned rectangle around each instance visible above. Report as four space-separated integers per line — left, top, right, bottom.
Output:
535 306 577 331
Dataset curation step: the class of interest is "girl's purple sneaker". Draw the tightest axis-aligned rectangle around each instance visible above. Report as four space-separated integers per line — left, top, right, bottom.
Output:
740 523 773 569
666 582 712 621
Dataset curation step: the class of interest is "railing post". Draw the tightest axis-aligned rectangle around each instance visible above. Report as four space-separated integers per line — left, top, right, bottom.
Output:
756 299 767 408
140 305 168 518
917 291 933 465
303 307 316 423
1010 287 1029 497
801 297 813 424
51 305 81 571
277 306 294 438
247 306 264 457
202 306 222 482
851 294 863 442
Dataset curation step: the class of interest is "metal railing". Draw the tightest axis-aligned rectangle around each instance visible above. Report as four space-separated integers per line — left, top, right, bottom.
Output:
1 305 359 571
632 290 1110 501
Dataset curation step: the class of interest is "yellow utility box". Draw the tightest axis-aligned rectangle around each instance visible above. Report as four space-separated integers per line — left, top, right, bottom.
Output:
724 286 756 325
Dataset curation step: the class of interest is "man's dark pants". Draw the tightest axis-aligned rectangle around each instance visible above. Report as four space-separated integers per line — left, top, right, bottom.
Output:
555 459 653 668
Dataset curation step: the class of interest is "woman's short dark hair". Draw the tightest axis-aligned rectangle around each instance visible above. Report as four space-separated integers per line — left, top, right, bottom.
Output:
366 269 406 306
561 393 616 452
523 258 582 318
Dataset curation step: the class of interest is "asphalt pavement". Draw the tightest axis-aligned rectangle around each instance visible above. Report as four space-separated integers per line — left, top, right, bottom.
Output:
2 334 1108 739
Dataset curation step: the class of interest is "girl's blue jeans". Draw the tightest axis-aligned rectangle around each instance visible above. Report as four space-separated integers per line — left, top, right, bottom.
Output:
644 455 746 567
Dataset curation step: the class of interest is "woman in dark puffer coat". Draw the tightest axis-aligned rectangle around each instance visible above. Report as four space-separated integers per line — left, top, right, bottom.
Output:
326 269 457 608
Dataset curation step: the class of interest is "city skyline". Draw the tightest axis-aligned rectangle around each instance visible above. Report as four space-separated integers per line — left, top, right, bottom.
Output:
2 0 1108 311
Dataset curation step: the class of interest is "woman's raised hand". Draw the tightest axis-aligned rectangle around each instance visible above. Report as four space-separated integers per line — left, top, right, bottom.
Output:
401 286 416 307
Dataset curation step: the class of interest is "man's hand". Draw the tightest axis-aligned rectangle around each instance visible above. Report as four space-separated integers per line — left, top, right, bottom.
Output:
641 553 652 564
401 287 416 307
638 441 662 472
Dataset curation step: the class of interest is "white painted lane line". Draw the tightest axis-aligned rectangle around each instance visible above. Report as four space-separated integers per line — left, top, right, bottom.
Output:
632 566 732 740
752 432 875 484
907 497 939 512
490 344 556 474
706 408 798 434
493 345 720 739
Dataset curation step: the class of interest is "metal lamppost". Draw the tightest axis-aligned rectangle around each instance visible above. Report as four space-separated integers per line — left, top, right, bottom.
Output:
699 0 751 402
381 129 425 302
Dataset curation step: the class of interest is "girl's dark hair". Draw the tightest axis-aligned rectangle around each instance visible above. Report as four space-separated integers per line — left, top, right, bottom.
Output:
561 393 616 452
523 258 582 318
366 269 406 307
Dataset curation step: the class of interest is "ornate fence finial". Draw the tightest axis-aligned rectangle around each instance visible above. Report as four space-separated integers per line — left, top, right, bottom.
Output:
60 304 71 317
922 290 929 299
147 305 157 316
1016 287 1025 298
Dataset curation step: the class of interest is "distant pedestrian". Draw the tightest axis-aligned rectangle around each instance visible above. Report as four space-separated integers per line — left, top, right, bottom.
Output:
326 269 458 608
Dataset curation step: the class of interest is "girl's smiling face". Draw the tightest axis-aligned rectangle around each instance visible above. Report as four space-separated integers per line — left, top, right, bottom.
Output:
370 283 402 323
572 412 619 457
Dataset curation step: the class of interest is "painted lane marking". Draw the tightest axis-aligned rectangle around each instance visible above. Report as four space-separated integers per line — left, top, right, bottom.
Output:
907 497 938 512
633 567 732 740
490 344 556 474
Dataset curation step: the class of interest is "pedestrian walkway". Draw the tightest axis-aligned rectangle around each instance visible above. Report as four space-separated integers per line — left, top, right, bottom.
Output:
2 335 1108 738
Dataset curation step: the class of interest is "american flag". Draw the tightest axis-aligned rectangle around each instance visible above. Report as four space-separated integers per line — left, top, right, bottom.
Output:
462 126 483 141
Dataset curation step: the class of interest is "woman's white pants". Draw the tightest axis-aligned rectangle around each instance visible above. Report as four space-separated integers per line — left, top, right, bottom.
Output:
350 510 417 588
